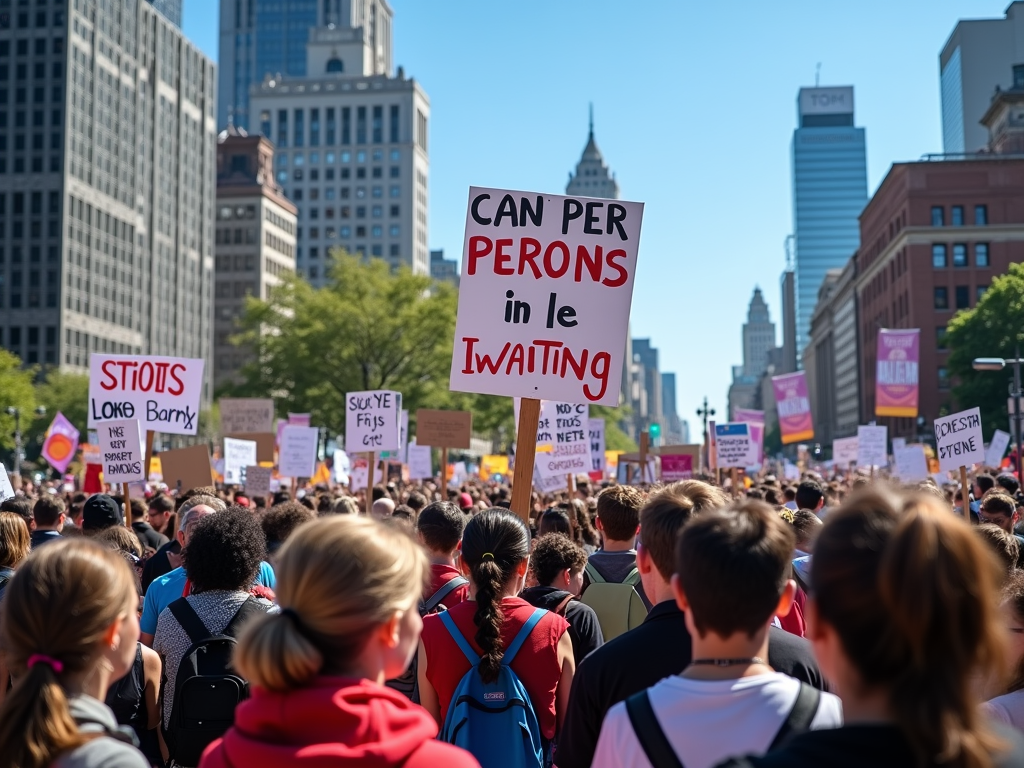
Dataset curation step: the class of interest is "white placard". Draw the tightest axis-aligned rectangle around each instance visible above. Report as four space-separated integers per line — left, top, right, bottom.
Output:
244 466 272 496
350 458 384 491
784 461 801 481
0 463 14 501
857 425 888 467
450 187 644 406
223 438 257 485
279 425 319 478
535 461 568 494
832 436 859 465
934 407 985 471
589 417 606 474
715 423 758 468
345 390 402 453
407 443 433 480
894 445 929 481
88 354 205 435
536 403 589 479
892 437 906 452
98 418 145 483
333 451 351 484
986 429 1011 468
450 461 469 488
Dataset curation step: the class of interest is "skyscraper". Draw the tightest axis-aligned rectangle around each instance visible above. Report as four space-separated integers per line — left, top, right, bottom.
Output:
728 288 777 417
940 2 1024 154
219 0 394 130
147 0 181 28
791 86 867 364
0 0 217 378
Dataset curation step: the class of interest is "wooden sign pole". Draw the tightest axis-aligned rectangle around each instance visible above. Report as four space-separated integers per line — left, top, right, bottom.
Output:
365 451 375 516
144 430 155 480
567 473 576 498
122 482 132 530
731 467 740 500
441 447 449 492
960 465 970 519
510 398 541 524
639 431 649 484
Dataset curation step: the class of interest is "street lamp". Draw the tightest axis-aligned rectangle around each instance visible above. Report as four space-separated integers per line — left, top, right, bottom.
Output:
973 348 1023 480
697 397 716 469
4 405 46 478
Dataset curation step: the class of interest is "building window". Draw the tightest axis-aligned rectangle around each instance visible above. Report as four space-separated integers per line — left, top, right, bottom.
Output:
372 105 383 143
936 326 948 350
390 244 400 257
953 243 967 267
932 244 947 268
977 284 988 303
951 206 964 226
357 106 367 144
341 226 351 238
326 108 336 144
975 205 988 226
976 243 990 267
310 108 320 146
390 105 399 143
955 285 969 309
342 107 351 144
294 109 305 147
277 109 288 148
389 225 400 237
938 367 950 390
934 287 949 309
372 225 382 238
390 149 400 162
931 206 944 226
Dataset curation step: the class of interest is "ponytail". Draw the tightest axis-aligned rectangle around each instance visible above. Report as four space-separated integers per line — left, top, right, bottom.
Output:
461 510 530 684
0 663 85 768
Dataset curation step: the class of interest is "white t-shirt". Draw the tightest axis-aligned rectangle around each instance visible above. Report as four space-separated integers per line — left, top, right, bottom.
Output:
984 689 1024 731
591 672 844 768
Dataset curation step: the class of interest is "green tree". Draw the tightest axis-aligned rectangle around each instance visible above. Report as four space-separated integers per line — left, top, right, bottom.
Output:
0 349 37 456
946 263 1024 436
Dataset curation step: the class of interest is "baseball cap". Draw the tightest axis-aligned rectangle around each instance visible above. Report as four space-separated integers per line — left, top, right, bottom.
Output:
459 492 473 510
82 494 123 531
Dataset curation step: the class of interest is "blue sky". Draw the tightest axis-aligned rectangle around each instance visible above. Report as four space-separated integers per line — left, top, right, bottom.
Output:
185 0 1005 434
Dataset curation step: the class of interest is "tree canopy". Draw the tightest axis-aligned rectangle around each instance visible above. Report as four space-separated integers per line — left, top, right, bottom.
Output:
0 349 36 454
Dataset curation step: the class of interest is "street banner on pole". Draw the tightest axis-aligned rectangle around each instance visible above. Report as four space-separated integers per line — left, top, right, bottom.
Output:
772 372 814 444
875 328 920 417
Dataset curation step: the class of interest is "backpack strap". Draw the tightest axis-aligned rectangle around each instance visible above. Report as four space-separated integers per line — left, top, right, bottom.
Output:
555 594 574 616
768 682 820 751
167 598 211 645
223 596 263 638
424 576 469 613
584 562 606 584
503 608 546 666
622 567 641 587
439 609 480 665
625 690 684 768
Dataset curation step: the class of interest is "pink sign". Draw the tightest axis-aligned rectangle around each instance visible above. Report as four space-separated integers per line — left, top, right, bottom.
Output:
40 412 80 474
772 371 814 445
733 409 764 464
660 454 694 482
875 328 920 418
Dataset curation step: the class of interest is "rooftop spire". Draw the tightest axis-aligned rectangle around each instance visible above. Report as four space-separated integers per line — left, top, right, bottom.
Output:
589 102 594 139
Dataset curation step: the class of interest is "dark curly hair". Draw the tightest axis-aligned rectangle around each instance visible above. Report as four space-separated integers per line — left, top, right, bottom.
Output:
183 506 266 593
531 533 587 587
261 502 315 550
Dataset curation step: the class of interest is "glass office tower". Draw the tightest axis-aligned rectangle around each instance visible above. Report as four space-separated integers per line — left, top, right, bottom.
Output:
791 86 867 365
147 0 181 27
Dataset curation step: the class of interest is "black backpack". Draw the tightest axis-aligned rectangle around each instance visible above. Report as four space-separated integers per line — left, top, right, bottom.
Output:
163 596 264 766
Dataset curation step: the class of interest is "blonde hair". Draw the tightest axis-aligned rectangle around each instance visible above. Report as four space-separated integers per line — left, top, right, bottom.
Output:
234 515 428 691
0 539 137 768
0 511 30 569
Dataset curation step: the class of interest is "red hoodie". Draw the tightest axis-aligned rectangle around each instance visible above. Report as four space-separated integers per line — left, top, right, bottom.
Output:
199 677 480 768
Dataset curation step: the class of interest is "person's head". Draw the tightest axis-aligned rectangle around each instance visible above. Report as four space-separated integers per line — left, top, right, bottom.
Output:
783 487 797 503
81 494 123 534
261 502 315 555
417 501 466 556
791 508 823 553
975 523 1020 577
794 479 825 512
0 511 30 570
95 525 143 560
1 497 33 529
182 506 266 593
538 507 571 538
531 533 587 595
69 492 88 526
32 496 66 532
371 485 387 502
176 494 226 547
1001 571 1024 695
996 473 1020 497
809 487 1009 768
406 491 428 513
458 492 474 512
673 500 796 641
234 516 428 691
980 493 1019 535
332 496 359 515
975 473 996 499
0 539 139 767
459 509 532 683
595 485 644 543
129 499 146 521
147 493 174 533
370 497 395 520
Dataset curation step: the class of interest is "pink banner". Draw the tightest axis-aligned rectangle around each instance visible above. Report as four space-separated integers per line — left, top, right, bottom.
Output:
40 412 80 474
660 454 693 482
772 372 814 445
875 328 920 418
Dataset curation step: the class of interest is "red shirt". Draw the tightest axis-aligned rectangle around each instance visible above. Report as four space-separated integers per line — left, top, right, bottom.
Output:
427 564 469 608
421 597 569 739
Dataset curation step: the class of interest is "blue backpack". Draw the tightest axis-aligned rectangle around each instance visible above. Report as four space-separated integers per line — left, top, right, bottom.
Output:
438 607 546 768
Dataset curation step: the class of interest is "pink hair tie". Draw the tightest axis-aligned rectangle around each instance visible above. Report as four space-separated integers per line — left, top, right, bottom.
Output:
27 654 64 673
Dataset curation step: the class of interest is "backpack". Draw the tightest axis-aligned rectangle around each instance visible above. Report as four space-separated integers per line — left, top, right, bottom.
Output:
624 681 821 768
438 607 546 768
163 596 264 767
580 562 648 641
385 575 469 703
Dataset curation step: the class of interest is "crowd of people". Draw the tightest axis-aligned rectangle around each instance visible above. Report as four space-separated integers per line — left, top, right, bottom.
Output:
2 466 1024 767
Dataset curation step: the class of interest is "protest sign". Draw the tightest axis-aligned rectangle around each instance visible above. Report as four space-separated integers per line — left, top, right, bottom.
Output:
40 412 80 474
381 410 410 463
244 466 272 496
349 457 384 491
715 423 758 468
480 455 510 480
416 410 473 449
833 436 859 465
616 457 657 485
784 461 800 481
894 445 929 481
219 398 275 434
407 443 433 480
875 328 920 417
97 419 145 484
535 461 568 494
88 354 204 435
223 438 257 485
934 408 985 471
772 372 814 444
857 425 888 467
0 463 14 502
288 413 311 426
279 425 319 479
159 444 214 493
333 451 351 484
986 429 1011 468
224 432 275 463
892 437 906 452
345 390 402 453
660 454 694 482
536 403 589 479
589 417 606 476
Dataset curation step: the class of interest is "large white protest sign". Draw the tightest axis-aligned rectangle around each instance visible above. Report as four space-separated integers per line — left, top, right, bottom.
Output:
279 425 319 478
88 354 204 435
244 466 272 497
934 407 985 471
857 425 888 467
894 445 929 481
715 423 758 468
589 417 607 475
986 429 1011 468
407 443 433 480
450 187 644 406
892 437 907 452
345 390 402 453
98 419 145 483
220 398 275 434
0 463 14 501
223 438 257 485
536 403 589 478
833 436 859 465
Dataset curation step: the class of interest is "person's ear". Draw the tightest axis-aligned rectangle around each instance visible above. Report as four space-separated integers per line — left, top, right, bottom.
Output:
562 568 572 588
515 557 529 577
595 517 604 532
379 610 403 650
176 529 186 547
102 615 124 652
670 573 689 612
636 544 653 575
774 579 798 618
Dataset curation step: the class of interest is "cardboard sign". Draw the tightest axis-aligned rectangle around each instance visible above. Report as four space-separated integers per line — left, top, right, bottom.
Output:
345 390 402 453
857 425 888 467
536 403 589 479
97 419 145 484
41 412 80 474
986 430 1011 468
660 454 694 482
715 423 758 468
588 418 606 475
220 398 275 434
407 443 433 480
833 436 859 465
894 445 929 481
88 354 205 434
450 186 644 406
224 432 275 463
416 409 473 449
244 465 272 496
279 425 319 478
223 438 257 485
934 407 985 470
157 444 214 493
0 463 14 501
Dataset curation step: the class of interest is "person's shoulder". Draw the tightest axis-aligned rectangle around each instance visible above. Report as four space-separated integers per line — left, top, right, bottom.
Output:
565 599 601 625
992 722 1024 768
153 567 185 591
54 737 149 768
404 738 482 768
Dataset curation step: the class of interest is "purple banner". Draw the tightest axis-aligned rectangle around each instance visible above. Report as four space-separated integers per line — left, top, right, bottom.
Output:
41 411 80 474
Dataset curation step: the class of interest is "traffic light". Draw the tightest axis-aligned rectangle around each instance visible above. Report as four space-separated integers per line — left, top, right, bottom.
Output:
649 423 661 439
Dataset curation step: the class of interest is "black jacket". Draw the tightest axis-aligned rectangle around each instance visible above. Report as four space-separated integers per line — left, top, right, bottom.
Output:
132 521 169 552
520 585 604 664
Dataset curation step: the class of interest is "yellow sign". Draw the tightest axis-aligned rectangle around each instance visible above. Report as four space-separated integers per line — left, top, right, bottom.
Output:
480 455 510 480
